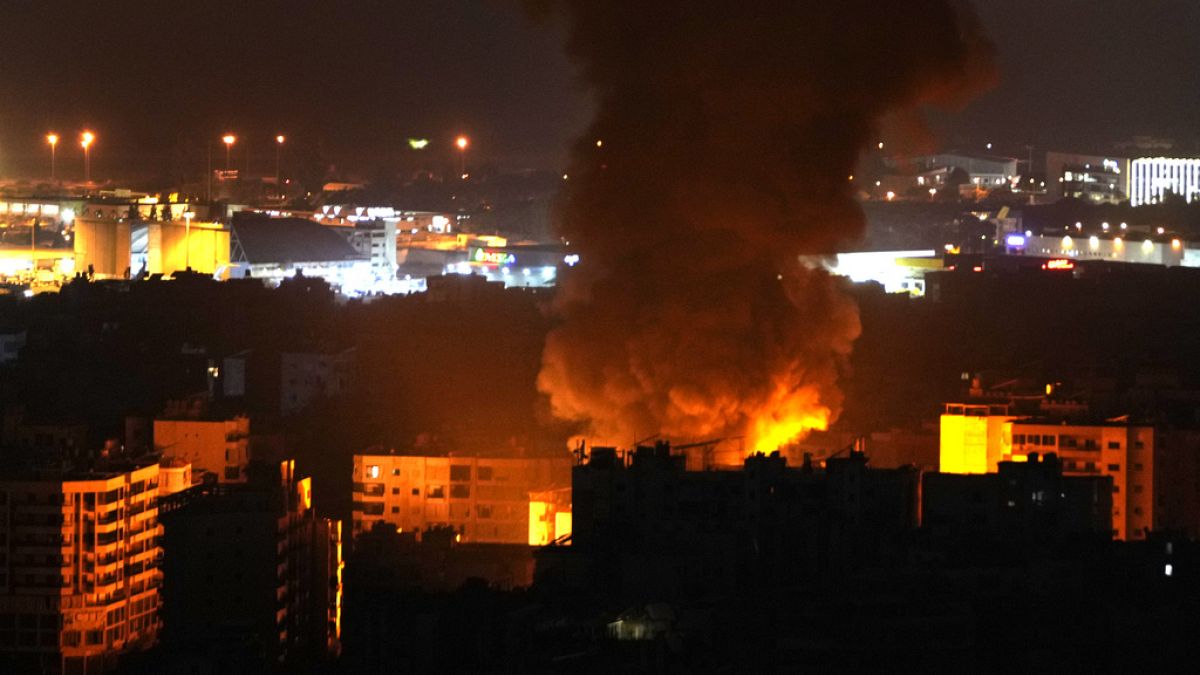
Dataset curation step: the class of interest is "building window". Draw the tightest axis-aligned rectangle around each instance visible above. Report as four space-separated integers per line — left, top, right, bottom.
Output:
367 465 380 479
427 485 445 499
1107 464 1120 472
450 484 470 499
1133 463 1143 471
1107 441 1121 450
450 465 471 482
1042 435 1056 446
392 468 400 476
391 507 399 514
391 488 400 495
412 488 419 496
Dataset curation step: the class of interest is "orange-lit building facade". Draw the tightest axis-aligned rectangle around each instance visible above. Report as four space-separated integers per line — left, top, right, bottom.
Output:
351 454 572 545
0 460 162 673
939 403 1162 540
153 415 249 483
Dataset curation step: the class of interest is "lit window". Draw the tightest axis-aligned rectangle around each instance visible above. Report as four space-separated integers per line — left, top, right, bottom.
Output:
1164 564 1173 577
367 465 380 479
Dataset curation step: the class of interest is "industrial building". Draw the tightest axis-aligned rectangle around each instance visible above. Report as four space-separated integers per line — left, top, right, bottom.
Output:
350 453 572 545
228 216 371 294
0 458 163 673
1045 152 1130 204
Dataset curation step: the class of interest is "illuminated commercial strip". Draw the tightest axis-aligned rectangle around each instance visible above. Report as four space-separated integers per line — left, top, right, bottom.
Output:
1014 233 1188 267
351 454 573 545
0 460 163 672
815 250 941 296
1131 157 1200 206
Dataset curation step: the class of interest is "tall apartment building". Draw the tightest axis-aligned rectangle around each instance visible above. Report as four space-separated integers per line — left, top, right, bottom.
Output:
351 454 572 544
159 460 341 666
939 402 1180 540
153 415 249 483
0 459 162 673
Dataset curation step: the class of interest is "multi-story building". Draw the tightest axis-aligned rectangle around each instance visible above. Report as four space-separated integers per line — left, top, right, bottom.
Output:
924 452 1113 538
939 404 1172 540
1045 152 1130 203
351 454 572 544
0 458 162 673
1130 157 1200 206
1010 419 1156 540
159 460 342 666
939 402 1018 474
280 349 355 416
536 443 919 601
153 414 250 483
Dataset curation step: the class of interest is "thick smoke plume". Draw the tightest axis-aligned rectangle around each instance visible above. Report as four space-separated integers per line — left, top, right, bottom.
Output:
535 1 993 453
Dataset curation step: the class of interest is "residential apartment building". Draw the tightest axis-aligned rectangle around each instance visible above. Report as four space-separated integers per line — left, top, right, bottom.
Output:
0 459 162 673
153 415 249 483
159 460 342 666
351 454 572 545
939 403 1178 540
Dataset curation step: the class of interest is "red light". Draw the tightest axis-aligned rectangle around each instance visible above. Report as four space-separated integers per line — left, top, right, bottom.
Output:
1044 259 1075 270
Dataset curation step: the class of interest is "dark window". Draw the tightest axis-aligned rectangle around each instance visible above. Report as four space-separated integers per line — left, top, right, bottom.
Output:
1107 464 1120 472
1107 441 1121 450
427 486 445 499
450 484 470 499
450 465 471 482
392 468 400 476
412 488 420 496
1013 434 1025 444
1042 435 1056 446
391 488 400 495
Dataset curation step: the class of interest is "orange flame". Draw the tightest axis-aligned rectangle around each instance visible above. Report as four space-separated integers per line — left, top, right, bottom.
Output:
748 383 831 455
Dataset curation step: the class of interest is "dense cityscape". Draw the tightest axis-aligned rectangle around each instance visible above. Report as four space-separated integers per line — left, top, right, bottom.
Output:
1 1 1200 673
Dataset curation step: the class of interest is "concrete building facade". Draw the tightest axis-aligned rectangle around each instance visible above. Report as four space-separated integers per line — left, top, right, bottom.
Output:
0 460 162 673
351 454 572 545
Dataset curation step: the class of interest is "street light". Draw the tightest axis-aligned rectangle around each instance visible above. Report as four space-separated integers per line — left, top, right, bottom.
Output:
46 134 58 181
80 131 95 183
455 135 469 178
222 134 236 171
275 135 285 190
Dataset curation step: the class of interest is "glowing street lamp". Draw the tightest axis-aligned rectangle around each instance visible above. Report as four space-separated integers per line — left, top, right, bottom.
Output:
455 135 469 178
275 135 285 189
222 134 236 170
80 131 95 183
46 133 59 181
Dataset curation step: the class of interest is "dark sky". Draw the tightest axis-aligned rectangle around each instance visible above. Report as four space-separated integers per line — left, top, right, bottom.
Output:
0 0 1196 179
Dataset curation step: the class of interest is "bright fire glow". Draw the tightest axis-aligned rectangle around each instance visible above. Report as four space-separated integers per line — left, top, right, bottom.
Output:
748 384 831 454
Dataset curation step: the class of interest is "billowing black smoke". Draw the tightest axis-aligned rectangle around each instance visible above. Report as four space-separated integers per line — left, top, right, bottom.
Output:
533 0 993 452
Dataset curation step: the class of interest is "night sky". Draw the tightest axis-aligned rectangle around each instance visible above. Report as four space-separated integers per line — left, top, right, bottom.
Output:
0 0 1196 178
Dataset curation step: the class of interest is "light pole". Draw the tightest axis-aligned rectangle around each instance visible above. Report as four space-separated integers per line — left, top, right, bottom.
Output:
80 131 95 184
455 135 469 178
183 211 195 270
222 134 236 171
46 134 58 182
275 135 285 190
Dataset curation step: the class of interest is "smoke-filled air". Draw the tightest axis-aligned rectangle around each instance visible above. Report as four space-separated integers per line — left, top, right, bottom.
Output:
533 0 994 454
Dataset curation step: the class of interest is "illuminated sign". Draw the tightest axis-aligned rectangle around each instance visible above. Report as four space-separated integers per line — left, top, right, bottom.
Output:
408 138 430 150
1005 234 1026 247
470 247 516 266
1043 259 1075 271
